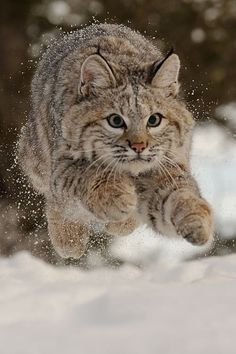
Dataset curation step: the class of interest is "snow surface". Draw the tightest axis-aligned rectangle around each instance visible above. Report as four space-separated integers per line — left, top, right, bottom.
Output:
0 251 236 354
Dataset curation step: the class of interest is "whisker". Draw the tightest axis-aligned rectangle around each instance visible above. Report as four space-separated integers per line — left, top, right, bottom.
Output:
162 155 183 172
158 160 178 189
105 159 118 193
94 156 114 180
84 153 113 174
150 145 176 157
100 157 116 180
158 162 169 182
113 157 122 187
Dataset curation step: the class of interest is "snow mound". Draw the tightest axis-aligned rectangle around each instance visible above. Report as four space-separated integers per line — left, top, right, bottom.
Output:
0 252 235 354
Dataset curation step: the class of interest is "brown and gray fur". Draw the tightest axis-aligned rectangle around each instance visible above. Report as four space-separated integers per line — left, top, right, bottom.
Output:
18 23 213 259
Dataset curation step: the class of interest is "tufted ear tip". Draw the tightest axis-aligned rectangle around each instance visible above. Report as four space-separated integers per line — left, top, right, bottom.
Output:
150 53 180 97
79 54 116 96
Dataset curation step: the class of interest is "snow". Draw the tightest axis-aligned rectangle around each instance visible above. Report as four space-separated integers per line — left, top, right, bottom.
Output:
0 251 236 354
216 101 236 130
191 123 236 238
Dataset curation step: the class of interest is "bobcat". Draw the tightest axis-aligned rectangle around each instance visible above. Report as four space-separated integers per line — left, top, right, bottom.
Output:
18 23 213 259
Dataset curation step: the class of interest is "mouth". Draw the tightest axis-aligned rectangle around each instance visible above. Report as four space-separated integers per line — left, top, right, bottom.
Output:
116 154 157 175
130 155 145 161
130 156 152 162
111 151 157 167
120 154 156 164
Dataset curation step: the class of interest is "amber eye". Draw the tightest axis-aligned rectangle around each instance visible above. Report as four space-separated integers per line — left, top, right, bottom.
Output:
147 113 163 127
107 114 126 128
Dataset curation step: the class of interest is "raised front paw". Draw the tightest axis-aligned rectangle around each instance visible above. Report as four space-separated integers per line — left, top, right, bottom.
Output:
104 214 139 236
88 177 137 222
170 193 214 246
176 214 213 246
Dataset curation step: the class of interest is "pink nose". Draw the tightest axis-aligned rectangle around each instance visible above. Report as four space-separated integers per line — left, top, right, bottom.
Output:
130 141 147 153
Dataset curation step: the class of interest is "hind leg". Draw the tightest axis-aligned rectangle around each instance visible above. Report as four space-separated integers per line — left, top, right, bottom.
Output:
46 203 90 259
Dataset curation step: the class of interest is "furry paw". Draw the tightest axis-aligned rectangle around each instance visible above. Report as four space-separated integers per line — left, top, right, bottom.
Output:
177 214 213 246
104 214 139 236
47 205 90 259
89 178 137 222
168 191 213 246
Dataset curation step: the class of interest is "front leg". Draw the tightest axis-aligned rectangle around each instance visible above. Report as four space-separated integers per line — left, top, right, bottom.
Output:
138 168 213 245
85 173 138 223
104 214 140 236
164 188 213 245
51 152 138 224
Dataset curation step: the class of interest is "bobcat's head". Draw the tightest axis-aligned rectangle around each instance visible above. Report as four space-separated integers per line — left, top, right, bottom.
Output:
63 51 194 175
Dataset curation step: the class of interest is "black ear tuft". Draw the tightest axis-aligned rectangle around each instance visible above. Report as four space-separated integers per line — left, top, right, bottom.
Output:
149 47 175 83
148 50 180 97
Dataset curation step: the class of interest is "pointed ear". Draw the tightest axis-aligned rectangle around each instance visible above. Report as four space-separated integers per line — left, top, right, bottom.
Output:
79 54 116 96
150 54 180 97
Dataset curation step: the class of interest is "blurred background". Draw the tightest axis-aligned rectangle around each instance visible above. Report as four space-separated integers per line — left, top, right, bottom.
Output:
0 0 236 266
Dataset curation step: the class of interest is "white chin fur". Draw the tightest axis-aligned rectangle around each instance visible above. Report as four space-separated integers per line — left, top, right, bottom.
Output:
120 159 158 175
